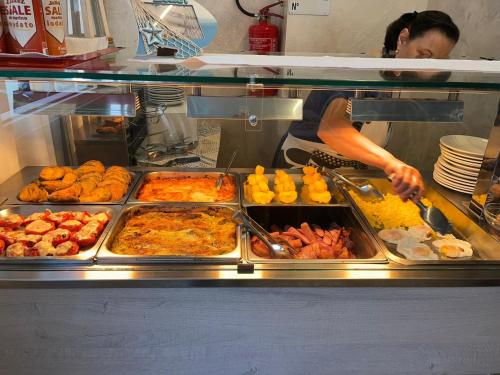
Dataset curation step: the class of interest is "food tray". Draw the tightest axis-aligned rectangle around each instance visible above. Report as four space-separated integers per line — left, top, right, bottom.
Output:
244 205 386 264
97 204 242 264
341 177 500 265
0 166 141 205
127 171 240 205
0 205 118 264
240 171 348 207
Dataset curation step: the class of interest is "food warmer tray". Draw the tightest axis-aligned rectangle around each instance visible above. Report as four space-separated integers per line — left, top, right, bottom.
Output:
0 166 141 205
340 176 500 265
240 171 348 207
244 205 387 265
0 205 119 264
96 204 242 264
127 171 241 205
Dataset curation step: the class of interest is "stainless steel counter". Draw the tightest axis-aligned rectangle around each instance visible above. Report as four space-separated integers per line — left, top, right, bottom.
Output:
0 167 498 288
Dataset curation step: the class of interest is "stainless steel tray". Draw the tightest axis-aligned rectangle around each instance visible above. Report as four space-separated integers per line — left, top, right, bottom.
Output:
0 205 118 264
244 205 386 264
0 166 141 205
127 171 240 205
240 171 348 207
97 204 242 264
341 177 500 265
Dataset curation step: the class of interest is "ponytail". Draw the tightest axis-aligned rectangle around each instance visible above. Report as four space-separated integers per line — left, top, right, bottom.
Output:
383 10 460 57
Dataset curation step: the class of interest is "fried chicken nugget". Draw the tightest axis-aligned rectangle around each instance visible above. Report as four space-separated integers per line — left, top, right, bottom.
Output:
101 175 130 186
76 160 105 176
61 166 75 175
18 183 49 202
48 183 82 202
79 187 112 202
40 172 78 192
98 182 127 201
82 160 105 172
79 172 103 183
39 166 65 181
79 179 98 195
104 167 131 184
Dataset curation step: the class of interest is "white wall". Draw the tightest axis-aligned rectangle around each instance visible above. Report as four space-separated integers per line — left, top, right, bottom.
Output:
283 0 429 54
0 83 56 184
428 0 500 59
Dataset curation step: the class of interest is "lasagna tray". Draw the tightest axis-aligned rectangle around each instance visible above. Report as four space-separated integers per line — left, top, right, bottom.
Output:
97 205 241 263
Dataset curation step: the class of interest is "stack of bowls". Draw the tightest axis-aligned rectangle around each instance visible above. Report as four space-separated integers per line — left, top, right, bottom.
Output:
433 135 487 194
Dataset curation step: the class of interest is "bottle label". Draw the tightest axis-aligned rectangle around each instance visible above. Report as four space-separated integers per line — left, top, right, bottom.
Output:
42 0 63 42
6 0 37 47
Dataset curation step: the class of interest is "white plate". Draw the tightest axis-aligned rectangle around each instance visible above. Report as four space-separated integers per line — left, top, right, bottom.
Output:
433 168 477 188
433 167 477 187
433 173 475 194
148 94 185 99
436 157 480 176
433 171 476 191
440 149 483 167
434 167 477 185
435 158 479 177
434 162 478 182
437 155 481 173
440 135 487 156
439 144 484 161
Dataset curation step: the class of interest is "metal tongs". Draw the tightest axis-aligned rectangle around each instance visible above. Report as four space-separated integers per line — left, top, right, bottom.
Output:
216 149 238 190
318 166 384 201
232 211 299 258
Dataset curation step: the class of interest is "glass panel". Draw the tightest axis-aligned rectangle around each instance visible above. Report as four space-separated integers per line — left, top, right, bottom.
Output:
0 50 498 90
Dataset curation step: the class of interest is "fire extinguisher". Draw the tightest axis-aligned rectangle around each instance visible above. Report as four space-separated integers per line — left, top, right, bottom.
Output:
236 0 284 55
236 1 283 96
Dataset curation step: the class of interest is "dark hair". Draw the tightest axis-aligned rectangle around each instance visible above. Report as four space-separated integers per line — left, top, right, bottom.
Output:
380 69 452 82
382 10 460 57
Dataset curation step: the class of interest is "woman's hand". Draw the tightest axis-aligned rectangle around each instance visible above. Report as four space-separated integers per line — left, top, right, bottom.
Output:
384 158 425 202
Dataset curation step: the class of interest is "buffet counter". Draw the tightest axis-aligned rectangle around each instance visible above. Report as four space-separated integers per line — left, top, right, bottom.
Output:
0 167 498 288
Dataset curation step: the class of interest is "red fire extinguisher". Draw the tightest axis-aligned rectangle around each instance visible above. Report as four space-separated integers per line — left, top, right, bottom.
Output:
248 1 283 55
236 0 283 54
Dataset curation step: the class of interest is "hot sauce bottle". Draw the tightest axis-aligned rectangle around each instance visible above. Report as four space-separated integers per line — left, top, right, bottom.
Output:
42 0 65 55
0 0 8 53
6 0 48 54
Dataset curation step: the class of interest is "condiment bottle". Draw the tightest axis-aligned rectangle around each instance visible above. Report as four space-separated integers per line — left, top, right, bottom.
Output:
0 0 8 53
6 0 48 54
42 0 66 55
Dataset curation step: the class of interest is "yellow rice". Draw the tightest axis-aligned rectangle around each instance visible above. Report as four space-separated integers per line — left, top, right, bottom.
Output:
350 191 432 229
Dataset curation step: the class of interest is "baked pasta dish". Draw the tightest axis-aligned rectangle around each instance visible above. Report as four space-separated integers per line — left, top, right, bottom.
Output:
111 207 237 256
136 175 236 202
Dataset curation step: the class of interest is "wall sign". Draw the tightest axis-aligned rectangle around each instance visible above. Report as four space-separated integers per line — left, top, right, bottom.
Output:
288 0 330 16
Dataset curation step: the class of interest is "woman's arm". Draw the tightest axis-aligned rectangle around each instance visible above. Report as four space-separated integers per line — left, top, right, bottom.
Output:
317 98 424 201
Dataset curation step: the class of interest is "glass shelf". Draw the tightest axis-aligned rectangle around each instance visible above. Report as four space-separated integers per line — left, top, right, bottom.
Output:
0 49 499 90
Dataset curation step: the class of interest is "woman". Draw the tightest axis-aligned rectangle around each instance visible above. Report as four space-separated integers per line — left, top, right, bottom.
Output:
275 11 460 201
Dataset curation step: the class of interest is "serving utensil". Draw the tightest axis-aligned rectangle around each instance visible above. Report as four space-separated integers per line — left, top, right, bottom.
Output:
162 156 201 167
318 166 384 201
386 173 452 235
232 211 299 258
216 149 238 190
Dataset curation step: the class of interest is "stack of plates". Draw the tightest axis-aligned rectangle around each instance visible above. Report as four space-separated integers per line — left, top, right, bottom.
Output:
433 135 487 194
146 86 185 107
